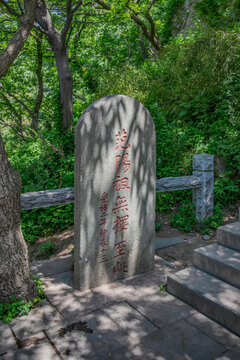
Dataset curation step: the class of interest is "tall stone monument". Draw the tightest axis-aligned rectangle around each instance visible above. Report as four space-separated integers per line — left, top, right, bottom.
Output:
74 95 155 291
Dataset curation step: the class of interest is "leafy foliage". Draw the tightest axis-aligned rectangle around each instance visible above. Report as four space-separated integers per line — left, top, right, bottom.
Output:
39 242 56 258
170 202 223 234
0 275 45 324
170 202 198 232
1 1 239 240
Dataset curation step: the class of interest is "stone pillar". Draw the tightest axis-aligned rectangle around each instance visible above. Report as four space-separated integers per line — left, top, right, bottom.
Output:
74 95 156 291
192 153 214 222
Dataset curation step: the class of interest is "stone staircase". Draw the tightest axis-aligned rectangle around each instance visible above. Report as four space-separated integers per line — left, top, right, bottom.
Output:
167 222 240 336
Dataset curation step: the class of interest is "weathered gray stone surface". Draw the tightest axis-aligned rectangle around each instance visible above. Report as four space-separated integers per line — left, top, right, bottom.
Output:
46 309 130 360
1 342 59 360
30 254 73 276
2 256 239 359
156 175 201 192
217 222 240 251
103 302 158 340
128 292 195 328
110 319 225 360
193 153 214 172
39 257 173 322
155 236 185 250
74 95 155 291
20 188 74 210
186 312 240 350
9 299 63 340
0 321 17 354
215 347 240 360
192 153 214 221
167 266 240 336
194 244 240 289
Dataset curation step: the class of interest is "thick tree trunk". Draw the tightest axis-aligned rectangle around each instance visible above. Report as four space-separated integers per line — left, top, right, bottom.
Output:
0 132 37 302
53 46 73 130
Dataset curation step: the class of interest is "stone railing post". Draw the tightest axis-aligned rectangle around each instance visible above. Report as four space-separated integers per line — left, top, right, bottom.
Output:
192 153 214 222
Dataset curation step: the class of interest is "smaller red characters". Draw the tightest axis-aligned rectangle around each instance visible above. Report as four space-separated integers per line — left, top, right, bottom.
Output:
113 261 128 273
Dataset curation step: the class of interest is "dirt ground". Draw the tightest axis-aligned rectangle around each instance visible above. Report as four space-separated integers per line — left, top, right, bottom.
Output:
28 204 239 268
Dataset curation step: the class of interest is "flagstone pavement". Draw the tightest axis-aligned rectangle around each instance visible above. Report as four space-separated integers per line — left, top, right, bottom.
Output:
1 256 240 360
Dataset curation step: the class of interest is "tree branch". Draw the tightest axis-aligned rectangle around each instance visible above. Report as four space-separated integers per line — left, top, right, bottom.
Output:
61 0 73 44
145 12 155 41
73 0 83 14
95 0 162 51
0 0 37 79
17 0 24 15
0 0 21 18
148 0 158 11
30 33 43 133
0 83 32 115
0 92 23 135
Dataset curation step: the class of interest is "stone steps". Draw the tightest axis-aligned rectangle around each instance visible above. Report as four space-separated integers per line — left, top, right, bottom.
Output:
167 266 240 336
167 222 240 336
217 222 240 251
194 243 240 289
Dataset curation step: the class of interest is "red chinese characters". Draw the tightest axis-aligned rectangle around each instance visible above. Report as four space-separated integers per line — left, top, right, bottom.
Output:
112 196 128 214
98 192 108 264
112 129 131 273
115 129 130 151
116 153 130 174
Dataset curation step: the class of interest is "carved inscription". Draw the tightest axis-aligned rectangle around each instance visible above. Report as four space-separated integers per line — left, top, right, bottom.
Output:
98 129 131 273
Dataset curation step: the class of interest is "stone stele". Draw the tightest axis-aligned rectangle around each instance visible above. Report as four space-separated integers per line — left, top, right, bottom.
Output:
74 95 156 291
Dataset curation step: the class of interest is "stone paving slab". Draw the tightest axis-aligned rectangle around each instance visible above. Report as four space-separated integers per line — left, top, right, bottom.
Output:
46 309 132 360
0 321 17 355
215 347 240 360
110 319 225 360
155 236 185 249
41 256 174 322
30 254 73 276
186 311 240 350
2 256 239 359
9 299 64 340
0 341 59 360
128 291 196 328
103 302 159 340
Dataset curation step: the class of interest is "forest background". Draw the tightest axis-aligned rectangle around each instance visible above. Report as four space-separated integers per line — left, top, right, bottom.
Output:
1 0 240 244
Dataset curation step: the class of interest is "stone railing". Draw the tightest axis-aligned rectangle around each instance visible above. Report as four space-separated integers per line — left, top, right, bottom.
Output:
21 153 214 221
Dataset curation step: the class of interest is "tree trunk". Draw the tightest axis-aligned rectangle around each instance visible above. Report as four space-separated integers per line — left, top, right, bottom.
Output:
35 0 74 130
53 46 73 130
30 34 43 133
0 132 37 303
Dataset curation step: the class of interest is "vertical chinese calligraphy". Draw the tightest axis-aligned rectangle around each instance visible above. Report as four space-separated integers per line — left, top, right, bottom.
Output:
112 129 131 274
98 192 108 264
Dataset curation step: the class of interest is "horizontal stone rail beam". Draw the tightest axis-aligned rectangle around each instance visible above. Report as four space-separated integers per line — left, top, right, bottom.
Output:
20 187 74 210
20 176 202 210
156 176 201 192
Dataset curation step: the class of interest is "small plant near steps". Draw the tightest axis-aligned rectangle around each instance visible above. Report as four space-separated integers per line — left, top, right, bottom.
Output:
159 284 167 292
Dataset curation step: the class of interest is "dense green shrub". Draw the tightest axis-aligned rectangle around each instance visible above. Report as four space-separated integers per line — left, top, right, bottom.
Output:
170 202 223 234
21 204 73 243
97 28 240 210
